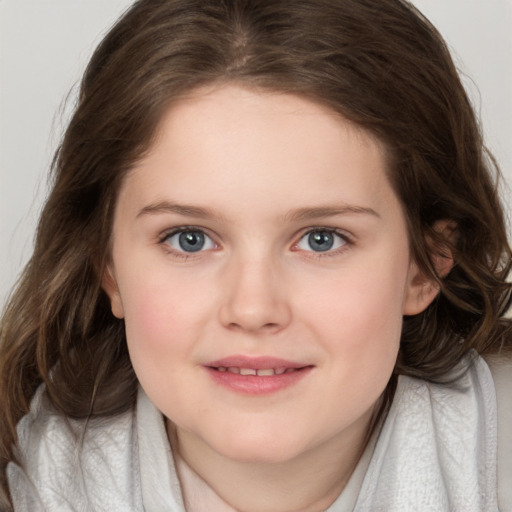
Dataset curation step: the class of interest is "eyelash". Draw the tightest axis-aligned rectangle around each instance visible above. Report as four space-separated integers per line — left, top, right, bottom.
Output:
157 226 354 259
157 226 218 260
293 228 353 259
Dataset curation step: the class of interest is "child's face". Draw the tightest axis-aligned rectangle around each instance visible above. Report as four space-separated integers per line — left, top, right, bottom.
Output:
105 84 432 464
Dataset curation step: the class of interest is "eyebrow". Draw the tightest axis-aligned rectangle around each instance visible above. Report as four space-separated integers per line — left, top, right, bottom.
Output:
137 201 380 221
285 205 380 221
137 201 217 219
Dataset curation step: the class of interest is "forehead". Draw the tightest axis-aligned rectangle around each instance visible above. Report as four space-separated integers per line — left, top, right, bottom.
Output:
117 84 399 223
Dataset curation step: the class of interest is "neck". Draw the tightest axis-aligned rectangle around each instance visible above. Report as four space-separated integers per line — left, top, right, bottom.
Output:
169 408 374 512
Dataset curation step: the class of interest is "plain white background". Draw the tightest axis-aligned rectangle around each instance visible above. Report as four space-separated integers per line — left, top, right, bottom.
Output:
1 0 511 308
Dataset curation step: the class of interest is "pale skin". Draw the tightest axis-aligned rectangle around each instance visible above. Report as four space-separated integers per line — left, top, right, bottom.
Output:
104 84 444 512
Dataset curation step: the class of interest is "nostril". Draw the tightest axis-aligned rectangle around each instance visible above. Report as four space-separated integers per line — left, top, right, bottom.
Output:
226 321 279 332
218 293 292 333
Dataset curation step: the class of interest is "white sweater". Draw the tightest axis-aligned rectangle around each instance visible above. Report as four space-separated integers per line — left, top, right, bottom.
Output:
8 354 511 511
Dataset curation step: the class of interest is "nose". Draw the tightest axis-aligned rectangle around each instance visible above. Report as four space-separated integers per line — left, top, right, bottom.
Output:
218 257 292 334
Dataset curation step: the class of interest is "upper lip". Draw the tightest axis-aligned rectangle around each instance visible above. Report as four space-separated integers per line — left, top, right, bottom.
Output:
205 355 309 370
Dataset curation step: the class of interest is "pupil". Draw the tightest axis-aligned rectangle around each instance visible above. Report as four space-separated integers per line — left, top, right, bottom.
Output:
308 231 334 252
179 231 205 252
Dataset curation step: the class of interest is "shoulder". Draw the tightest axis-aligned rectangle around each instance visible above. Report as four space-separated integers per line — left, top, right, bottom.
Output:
484 353 512 511
484 352 512 437
357 357 500 511
8 386 143 511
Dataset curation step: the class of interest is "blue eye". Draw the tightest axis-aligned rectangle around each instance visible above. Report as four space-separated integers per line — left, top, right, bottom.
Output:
297 230 347 252
163 230 216 253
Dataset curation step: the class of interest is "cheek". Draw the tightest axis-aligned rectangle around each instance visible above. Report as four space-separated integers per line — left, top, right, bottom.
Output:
123 282 176 340
120 270 216 363
296 249 409 388
118 274 188 376
119 275 195 401
304 254 408 333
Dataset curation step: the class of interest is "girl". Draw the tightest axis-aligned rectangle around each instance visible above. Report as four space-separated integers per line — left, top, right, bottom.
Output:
1 0 511 510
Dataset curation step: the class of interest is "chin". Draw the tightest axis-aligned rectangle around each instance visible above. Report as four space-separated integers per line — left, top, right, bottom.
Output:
210 430 309 464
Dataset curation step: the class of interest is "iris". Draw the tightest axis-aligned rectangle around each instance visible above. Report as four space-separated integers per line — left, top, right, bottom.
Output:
179 231 205 252
308 231 335 252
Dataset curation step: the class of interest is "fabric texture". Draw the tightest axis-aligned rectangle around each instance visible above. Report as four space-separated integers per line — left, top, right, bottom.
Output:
8 393 143 511
353 356 498 511
8 355 502 511
486 355 512 511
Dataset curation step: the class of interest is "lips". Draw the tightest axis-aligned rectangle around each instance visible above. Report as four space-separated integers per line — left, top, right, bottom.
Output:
215 367 293 376
206 356 307 373
204 356 313 394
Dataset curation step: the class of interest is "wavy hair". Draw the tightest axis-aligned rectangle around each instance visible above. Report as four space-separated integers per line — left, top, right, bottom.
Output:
1 0 510 507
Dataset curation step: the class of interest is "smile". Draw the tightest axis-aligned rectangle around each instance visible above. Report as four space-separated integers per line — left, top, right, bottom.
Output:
204 356 313 395
214 367 297 376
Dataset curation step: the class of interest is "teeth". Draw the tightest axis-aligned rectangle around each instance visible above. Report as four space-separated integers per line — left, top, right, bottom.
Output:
256 369 275 376
216 367 298 376
240 368 257 376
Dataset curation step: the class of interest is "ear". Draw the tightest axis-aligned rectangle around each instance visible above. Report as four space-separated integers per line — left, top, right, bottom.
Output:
403 220 456 316
402 261 440 315
102 264 125 319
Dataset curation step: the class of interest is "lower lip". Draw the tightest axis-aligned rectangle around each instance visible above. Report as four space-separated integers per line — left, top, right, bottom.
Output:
205 367 313 395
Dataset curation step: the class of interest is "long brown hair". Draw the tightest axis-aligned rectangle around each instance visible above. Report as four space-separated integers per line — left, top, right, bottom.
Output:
1 0 510 507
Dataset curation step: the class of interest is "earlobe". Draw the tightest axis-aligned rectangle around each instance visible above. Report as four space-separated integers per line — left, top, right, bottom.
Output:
102 265 125 319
